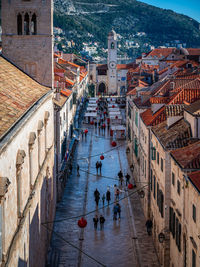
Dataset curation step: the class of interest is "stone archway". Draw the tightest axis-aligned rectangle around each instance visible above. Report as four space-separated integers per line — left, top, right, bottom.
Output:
98 82 107 95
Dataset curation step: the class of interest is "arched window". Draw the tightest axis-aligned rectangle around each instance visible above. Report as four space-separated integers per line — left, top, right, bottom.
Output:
111 42 115 49
17 13 22 35
31 13 37 35
24 13 30 35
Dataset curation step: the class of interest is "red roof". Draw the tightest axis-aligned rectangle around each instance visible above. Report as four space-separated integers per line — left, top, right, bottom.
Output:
170 141 200 169
127 88 137 96
187 48 200 56
61 89 72 97
140 106 165 126
146 48 176 59
188 171 200 192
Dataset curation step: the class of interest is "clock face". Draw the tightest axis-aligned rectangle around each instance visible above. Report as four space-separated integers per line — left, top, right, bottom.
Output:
109 61 116 69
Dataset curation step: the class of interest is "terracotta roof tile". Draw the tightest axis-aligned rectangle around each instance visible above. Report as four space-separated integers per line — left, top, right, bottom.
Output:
188 171 200 192
0 56 50 139
170 141 200 169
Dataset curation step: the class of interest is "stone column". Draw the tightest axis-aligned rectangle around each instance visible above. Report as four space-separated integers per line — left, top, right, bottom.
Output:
28 132 36 190
38 121 44 169
16 150 26 218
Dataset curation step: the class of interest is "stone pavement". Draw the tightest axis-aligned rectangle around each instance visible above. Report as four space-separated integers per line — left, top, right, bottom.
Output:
47 125 160 267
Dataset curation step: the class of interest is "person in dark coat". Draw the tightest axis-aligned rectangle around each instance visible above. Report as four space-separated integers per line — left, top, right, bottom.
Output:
145 218 153 235
96 161 99 174
106 190 111 205
93 215 98 230
116 203 121 220
99 215 105 230
113 204 118 220
94 188 100 207
77 164 80 177
99 161 102 173
125 173 130 186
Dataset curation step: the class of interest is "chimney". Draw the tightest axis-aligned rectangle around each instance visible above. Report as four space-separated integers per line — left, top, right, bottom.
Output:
170 81 175 90
55 87 60 101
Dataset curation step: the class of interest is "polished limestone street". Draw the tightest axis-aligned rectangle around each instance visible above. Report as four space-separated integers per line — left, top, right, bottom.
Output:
46 121 160 267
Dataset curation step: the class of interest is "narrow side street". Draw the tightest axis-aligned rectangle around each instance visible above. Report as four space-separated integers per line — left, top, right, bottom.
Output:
47 120 160 267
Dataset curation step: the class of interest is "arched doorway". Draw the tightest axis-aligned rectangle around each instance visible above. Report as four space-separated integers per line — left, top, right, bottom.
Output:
98 82 106 95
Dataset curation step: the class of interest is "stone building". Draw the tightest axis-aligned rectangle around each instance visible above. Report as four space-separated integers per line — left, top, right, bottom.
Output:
170 142 200 267
2 0 53 87
0 57 55 267
89 30 129 96
0 1 56 266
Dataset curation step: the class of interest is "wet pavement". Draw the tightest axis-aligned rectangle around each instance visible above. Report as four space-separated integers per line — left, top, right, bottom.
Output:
47 123 160 267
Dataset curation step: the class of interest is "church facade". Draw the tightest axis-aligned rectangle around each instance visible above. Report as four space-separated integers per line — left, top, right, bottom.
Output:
89 30 129 96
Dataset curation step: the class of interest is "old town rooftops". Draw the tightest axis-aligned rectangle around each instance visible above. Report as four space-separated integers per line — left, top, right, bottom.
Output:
0 56 50 140
170 140 200 169
151 118 192 150
187 171 200 193
184 99 200 115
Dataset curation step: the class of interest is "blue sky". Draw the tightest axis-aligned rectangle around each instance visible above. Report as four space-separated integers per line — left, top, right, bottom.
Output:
141 0 200 22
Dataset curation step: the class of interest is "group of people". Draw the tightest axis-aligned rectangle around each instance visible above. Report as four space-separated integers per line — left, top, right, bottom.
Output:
118 170 131 186
93 214 105 230
94 188 111 207
95 161 102 174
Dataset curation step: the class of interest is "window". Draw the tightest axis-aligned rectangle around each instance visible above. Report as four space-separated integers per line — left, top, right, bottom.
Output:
192 249 196 267
135 111 138 127
157 152 159 165
192 204 196 223
150 170 153 191
134 138 138 157
157 182 159 205
70 99 73 110
177 180 181 195
151 147 156 160
24 13 30 35
161 158 164 172
31 13 37 35
172 172 175 186
153 175 156 199
17 13 22 35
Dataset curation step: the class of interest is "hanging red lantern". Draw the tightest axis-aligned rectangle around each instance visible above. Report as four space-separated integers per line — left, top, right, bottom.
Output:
100 154 104 160
96 107 98 110
78 217 87 228
107 118 110 123
90 121 94 125
84 129 88 134
112 105 115 108
111 141 117 147
115 115 118 119
104 111 107 115
102 123 106 128
128 183 134 189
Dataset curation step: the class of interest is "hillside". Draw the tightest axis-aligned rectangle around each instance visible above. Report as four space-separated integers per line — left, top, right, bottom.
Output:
54 0 200 57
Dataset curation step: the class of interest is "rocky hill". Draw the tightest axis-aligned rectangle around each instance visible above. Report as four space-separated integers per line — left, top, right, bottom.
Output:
54 0 200 57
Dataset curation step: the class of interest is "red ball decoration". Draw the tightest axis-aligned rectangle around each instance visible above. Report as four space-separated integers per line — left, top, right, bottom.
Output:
115 116 118 119
90 121 94 125
128 183 134 189
112 105 115 108
102 123 106 128
100 154 104 160
104 111 107 115
111 141 117 147
84 129 88 134
96 107 98 110
78 217 87 228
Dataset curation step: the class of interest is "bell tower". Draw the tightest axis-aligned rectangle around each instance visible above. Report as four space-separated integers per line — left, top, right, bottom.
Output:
1 0 53 88
107 30 117 95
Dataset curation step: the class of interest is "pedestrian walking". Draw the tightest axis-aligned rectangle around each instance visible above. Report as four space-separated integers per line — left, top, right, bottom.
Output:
106 190 111 205
96 161 99 174
84 131 87 138
145 218 153 235
102 194 105 206
116 203 121 220
77 164 80 177
81 130 84 139
94 188 100 207
116 188 120 201
99 215 105 230
118 170 123 186
125 172 130 186
93 215 98 230
99 161 102 173
113 204 118 220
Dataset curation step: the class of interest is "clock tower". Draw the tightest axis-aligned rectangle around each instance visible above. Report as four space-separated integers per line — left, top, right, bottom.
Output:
107 30 117 95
